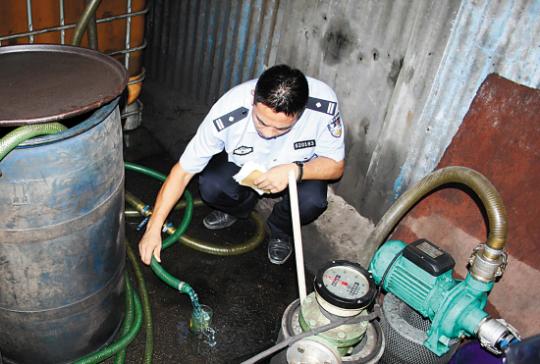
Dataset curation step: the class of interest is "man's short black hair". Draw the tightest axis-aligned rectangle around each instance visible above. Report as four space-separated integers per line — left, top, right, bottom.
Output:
254 64 309 116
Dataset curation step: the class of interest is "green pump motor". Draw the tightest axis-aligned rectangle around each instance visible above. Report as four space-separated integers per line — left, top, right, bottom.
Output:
369 238 520 358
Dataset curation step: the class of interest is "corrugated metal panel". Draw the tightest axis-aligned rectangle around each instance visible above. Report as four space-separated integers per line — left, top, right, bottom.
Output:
353 1 462 220
273 0 461 221
273 0 540 221
144 0 539 222
394 0 540 193
145 0 282 105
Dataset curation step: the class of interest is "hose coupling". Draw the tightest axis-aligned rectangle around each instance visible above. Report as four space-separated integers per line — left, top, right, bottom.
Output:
136 216 150 231
468 244 508 282
477 317 521 355
141 205 151 217
162 221 175 235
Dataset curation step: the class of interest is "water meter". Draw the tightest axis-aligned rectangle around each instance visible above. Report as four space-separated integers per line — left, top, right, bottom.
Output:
271 260 383 363
268 261 384 363
314 260 377 317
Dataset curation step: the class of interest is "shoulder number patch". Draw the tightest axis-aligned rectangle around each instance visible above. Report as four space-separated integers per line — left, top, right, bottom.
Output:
294 140 316 150
213 107 249 132
327 113 342 138
306 96 337 115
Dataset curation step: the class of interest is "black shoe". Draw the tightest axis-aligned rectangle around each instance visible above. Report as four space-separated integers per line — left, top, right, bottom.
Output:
203 210 238 230
267 237 292 265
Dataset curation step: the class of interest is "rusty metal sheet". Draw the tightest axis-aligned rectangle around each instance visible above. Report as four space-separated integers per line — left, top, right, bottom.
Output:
392 73 540 337
0 44 127 126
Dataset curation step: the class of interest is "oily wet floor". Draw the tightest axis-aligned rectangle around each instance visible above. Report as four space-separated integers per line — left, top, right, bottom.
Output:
119 126 312 363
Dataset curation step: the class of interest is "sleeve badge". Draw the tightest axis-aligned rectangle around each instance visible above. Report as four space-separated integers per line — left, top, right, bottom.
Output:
327 114 343 138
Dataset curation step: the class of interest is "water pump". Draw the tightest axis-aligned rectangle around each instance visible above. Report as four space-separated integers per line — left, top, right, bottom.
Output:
356 164 530 364
370 239 519 358
256 166 522 364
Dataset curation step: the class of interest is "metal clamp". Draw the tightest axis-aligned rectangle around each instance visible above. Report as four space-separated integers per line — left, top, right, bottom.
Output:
134 205 151 231
136 216 150 231
162 221 174 234
478 318 521 355
468 244 508 282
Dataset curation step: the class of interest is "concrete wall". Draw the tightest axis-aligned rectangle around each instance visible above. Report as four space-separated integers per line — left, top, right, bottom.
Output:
142 0 540 265
145 1 540 223
273 0 540 222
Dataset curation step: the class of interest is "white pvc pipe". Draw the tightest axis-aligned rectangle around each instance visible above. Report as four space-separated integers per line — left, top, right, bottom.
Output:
288 170 307 303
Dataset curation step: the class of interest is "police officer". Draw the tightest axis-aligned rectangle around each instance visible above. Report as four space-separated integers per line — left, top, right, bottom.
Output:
139 64 344 265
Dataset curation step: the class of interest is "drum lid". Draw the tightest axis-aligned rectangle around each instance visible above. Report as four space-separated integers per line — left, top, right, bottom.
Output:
0 44 127 126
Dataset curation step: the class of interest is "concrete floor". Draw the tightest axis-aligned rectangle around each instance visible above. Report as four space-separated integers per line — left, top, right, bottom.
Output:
114 83 379 363
120 125 316 363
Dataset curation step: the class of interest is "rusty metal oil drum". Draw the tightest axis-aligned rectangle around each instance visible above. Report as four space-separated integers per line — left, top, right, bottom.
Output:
0 45 127 364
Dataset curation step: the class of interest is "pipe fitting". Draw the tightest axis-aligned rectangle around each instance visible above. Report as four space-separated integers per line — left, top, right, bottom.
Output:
162 221 175 235
477 317 520 355
468 244 508 282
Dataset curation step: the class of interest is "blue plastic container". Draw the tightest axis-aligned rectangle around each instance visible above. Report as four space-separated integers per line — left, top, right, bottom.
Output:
0 99 125 364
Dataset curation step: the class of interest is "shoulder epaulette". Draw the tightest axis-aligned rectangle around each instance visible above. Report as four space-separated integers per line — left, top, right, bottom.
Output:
306 97 337 115
213 107 249 132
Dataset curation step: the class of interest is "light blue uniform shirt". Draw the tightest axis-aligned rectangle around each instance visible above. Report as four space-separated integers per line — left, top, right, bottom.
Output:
180 77 344 174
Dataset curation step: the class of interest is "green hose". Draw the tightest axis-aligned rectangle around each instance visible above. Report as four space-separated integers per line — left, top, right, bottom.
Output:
0 123 67 161
124 193 266 256
125 242 154 364
114 272 135 364
0 125 151 363
123 162 194 251
74 244 153 364
124 162 199 304
74 274 143 364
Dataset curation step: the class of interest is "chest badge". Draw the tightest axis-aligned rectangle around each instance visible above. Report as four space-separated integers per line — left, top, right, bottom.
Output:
294 140 316 150
233 146 253 156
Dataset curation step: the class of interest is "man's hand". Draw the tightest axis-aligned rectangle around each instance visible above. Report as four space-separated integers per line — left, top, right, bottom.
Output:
254 163 299 193
139 229 162 265
137 162 195 265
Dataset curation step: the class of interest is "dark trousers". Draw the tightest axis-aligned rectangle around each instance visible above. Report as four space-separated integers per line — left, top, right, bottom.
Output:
198 153 328 239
